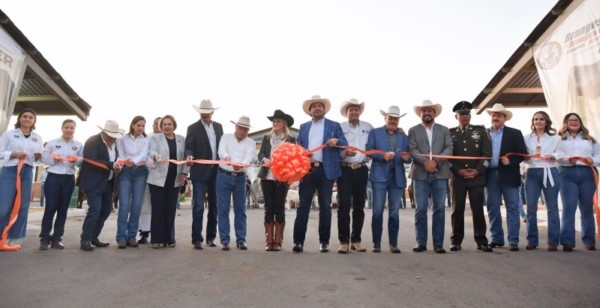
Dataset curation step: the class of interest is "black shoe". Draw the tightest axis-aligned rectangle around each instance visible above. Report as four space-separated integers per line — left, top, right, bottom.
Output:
236 243 248 250
477 244 493 252
39 242 49 250
509 245 519 251
292 243 303 252
563 244 574 252
320 243 329 253
221 243 230 251
80 242 94 251
372 243 381 253
450 244 461 252
434 246 446 254
489 242 504 248
412 245 427 252
193 242 203 250
91 239 109 247
137 234 149 244
390 245 401 254
206 240 217 247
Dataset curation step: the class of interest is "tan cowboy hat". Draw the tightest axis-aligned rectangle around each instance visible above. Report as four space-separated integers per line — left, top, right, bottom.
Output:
414 100 442 118
192 99 219 114
97 120 125 138
230 116 252 129
302 95 331 116
340 98 365 118
485 103 513 121
379 105 406 118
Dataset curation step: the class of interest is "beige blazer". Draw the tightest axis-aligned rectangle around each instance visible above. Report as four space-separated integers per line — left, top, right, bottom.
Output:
147 133 188 187
408 123 453 180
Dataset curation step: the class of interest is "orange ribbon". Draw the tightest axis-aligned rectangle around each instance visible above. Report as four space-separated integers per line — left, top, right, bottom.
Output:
0 158 24 251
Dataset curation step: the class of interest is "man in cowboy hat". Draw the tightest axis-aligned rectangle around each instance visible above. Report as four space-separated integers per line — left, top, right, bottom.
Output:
215 116 256 250
485 103 527 251
79 120 124 251
293 95 348 253
448 101 493 252
336 98 373 254
408 100 453 254
366 105 411 253
185 99 224 249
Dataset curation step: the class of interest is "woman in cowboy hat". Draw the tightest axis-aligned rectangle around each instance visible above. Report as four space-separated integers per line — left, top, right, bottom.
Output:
257 110 296 251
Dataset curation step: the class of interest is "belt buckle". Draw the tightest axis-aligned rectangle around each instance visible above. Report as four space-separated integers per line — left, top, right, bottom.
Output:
351 163 359 169
313 161 320 168
231 171 238 176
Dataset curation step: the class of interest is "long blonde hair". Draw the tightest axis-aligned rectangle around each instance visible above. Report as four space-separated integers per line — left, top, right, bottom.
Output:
559 112 596 143
267 121 289 141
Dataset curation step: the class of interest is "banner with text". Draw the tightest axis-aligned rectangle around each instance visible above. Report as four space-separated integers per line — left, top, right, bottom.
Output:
0 27 27 134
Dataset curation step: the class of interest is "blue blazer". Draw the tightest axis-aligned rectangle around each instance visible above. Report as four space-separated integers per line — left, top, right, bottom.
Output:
78 133 118 194
366 126 411 188
297 118 348 180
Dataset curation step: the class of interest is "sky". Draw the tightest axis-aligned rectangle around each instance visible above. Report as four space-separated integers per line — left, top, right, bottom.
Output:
2 0 558 140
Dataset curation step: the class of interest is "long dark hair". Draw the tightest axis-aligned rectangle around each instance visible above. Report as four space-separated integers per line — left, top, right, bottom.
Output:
559 113 596 143
14 108 37 130
529 111 556 136
128 115 147 137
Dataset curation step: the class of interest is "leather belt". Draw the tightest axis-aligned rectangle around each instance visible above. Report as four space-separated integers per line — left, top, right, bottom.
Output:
341 162 367 169
218 167 245 177
311 161 322 168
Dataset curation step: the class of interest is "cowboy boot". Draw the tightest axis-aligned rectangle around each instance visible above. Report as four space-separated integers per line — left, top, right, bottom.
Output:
265 222 274 251
273 222 285 251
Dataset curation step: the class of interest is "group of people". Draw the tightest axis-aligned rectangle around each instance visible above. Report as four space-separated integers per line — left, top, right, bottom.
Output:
0 95 598 254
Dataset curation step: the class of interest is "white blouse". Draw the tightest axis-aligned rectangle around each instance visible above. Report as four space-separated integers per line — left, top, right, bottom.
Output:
556 132 600 167
523 132 561 188
0 128 43 167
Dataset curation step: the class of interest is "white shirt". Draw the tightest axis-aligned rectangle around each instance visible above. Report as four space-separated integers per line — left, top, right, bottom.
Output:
523 132 560 188
422 123 435 159
117 133 149 165
218 134 256 172
308 118 325 163
41 136 84 175
0 128 43 167
102 136 117 180
202 120 218 160
341 120 373 163
556 132 600 166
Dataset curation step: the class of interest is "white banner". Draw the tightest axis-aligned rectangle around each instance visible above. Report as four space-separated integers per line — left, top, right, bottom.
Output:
534 0 600 138
0 27 27 134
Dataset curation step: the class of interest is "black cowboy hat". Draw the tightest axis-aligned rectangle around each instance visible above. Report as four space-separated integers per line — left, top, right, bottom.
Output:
267 109 294 127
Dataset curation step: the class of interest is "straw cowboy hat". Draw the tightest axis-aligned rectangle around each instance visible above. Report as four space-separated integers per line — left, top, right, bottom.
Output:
97 120 125 138
414 100 442 118
192 99 219 114
340 98 365 118
485 103 513 121
267 109 295 127
379 105 406 118
230 116 252 129
302 95 331 116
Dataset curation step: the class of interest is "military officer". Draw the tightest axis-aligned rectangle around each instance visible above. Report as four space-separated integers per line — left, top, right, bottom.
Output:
448 101 493 252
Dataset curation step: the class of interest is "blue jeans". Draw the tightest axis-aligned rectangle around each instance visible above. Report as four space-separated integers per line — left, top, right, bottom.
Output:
413 174 447 246
486 170 520 245
559 166 597 246
371 176 403 246
116 166 148 242
525 167 560 246
0 165 33 241
191 173 218 244
293 166 334 245
216 171 247 245
39 173 75 243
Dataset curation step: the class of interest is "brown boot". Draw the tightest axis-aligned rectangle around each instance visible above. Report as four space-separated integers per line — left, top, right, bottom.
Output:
265 222 274 251
273 222 285 251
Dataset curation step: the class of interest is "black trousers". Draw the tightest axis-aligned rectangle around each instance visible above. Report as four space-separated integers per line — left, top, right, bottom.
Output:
337 166 368 244
451 182 488 245
149 183 178 245
261 179 289 223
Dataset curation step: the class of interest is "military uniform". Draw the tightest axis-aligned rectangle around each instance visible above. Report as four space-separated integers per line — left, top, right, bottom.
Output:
449 101 492 251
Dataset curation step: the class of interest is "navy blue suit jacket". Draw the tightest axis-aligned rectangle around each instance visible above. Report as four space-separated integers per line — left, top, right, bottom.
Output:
366 126 411 188
297 118 347 180
78 133 117 194
185 119 223 182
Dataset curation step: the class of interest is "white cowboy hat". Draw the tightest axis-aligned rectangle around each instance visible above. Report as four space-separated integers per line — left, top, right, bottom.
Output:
192 99 219 114
230 116 252 129
97 120 125 138
379 105 406 118
485 103 513 121
414 100 442 118
302 95 331 116
340 98 365 118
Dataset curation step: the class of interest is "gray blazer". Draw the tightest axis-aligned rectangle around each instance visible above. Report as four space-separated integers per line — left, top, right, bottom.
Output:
147 133 188 188
408 123 453 180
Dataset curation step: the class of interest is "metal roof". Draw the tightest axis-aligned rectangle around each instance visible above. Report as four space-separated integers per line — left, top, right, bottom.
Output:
0 9 91 120
472 0 575 113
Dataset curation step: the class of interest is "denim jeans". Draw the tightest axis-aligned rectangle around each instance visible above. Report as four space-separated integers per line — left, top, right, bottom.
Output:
39 173 75 243
216 171 247 245
293 166 334 245
371 175 403 246
0 165 33 241
191 172 218 244
559 166 597 246
116 166 148 242
486 170 520 245
525 167 560 246
413 174 447 247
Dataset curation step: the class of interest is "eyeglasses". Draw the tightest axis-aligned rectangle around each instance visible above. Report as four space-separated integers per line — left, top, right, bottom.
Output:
567 119 580 123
